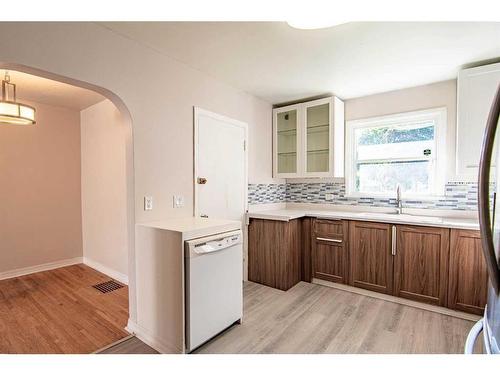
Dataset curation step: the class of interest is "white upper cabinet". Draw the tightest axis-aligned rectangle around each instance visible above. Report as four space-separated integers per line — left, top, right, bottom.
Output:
456 62 500 177
274 104 300 178
273 96 344 178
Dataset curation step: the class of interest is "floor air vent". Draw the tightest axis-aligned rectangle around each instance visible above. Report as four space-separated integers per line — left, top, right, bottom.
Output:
93 280 124 294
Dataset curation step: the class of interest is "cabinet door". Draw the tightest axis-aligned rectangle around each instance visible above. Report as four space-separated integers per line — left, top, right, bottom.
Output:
348 221 393 294
394 225 450 306
273 104 301 178
304 98 332 177
312 219 348 284
457 62 500 176
248 218 301 291
303 97 344 178
448 229 488 315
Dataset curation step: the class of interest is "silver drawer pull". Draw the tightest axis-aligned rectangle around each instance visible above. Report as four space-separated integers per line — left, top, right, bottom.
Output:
317 237 342 243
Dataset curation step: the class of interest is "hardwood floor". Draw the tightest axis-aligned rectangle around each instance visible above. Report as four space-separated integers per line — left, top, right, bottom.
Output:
0 264 129 354
103 281 480 354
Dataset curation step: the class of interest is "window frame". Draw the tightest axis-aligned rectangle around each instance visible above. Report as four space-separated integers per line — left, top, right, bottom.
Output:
345 107 448 198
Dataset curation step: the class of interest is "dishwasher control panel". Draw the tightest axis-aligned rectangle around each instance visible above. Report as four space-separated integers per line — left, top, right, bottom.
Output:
187 230 242 256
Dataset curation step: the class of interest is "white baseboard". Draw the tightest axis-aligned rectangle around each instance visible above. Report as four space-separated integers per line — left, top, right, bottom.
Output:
126 319 183 354
0 257 83 281
83 257 128 285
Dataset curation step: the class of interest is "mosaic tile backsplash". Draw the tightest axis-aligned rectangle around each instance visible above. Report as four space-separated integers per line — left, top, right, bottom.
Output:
248 182 486 211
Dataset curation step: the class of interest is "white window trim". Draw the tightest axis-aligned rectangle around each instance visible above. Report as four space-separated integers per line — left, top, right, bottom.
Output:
345 107 447 199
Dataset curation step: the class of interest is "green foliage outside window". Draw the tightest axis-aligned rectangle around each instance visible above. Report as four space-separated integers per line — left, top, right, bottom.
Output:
358 124 434 145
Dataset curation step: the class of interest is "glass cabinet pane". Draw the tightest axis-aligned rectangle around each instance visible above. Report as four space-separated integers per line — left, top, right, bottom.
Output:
306 103 330 173
277 109 297 174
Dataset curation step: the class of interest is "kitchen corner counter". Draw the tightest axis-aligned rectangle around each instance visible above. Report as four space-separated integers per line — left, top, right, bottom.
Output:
137 217 241 241
247 209 479 230
133 216 242 354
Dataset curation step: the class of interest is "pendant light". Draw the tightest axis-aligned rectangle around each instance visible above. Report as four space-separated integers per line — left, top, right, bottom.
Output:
0 71 36 125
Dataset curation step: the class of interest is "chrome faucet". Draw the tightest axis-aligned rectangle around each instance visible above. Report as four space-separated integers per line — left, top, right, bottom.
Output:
395 184 403 214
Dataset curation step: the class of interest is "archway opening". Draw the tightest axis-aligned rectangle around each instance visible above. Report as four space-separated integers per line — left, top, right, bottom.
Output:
0 63 135 354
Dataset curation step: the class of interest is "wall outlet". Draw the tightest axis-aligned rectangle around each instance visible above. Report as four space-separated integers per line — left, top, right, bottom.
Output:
144 196 153 211
325 193 335 200
173 195 185 208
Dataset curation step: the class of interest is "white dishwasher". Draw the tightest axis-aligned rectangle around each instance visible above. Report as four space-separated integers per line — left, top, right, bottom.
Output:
185 229 243 352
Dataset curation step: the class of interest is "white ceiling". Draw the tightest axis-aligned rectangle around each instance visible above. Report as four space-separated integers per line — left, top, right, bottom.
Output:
1 70 105 111
101 22 500 104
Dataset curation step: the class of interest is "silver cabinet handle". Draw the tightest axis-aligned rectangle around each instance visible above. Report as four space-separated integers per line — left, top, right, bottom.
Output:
391 225 396 256
316 237 342 243
478 83 500 293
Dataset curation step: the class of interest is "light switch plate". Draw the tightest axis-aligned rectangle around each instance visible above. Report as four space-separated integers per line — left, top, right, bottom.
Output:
325 193 334 200
173 195 185 208
144 196 153 211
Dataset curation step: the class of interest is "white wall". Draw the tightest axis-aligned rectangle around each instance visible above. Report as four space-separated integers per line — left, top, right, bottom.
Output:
0 22 276 323
0 100 82 275
81 99 129 283
345 80 458 181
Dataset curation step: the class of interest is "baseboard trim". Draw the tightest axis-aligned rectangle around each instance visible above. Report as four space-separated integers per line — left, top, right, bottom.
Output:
83 257 128 285
0 257 83 281
126 319 183 354
312 278 481 322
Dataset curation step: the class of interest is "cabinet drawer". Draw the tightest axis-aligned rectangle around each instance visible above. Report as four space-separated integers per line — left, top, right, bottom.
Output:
313 219 345 238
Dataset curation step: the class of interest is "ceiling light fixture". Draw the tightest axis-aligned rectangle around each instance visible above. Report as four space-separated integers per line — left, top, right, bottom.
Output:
286 20 347 30
0 71 36 125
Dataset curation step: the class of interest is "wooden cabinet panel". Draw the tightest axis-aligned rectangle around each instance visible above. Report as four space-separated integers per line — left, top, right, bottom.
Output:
314 219 344 238
448 229 488 314
394 225 450 306
312 219 348 284
248 218 301 291
301 218 313 282
348 221 393 294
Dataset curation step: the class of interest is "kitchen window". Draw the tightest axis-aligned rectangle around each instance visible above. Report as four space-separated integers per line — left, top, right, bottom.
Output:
345 108 447 197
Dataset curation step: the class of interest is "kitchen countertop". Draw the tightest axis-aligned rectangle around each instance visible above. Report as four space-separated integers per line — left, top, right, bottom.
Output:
247 209 479 230
137 217 242 240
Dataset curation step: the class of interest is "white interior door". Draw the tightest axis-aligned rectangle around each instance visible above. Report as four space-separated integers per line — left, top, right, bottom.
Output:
194 108 247 222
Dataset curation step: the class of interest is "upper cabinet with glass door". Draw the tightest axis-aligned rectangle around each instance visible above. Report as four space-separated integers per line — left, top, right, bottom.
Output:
273 96 344 178
274 104 300 177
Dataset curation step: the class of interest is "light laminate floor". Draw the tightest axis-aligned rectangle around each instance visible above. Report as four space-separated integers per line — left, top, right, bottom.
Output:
102 281 481 354
0 264 129 354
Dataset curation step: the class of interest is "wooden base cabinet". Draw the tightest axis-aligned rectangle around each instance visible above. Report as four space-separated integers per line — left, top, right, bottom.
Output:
248 218 301 291
312 219 348 284
248 216 487 315
393 225 450 306
348 221 393 294
447 229 488 314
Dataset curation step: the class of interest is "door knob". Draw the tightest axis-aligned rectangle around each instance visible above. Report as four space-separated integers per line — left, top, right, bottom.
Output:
197 177 207 184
